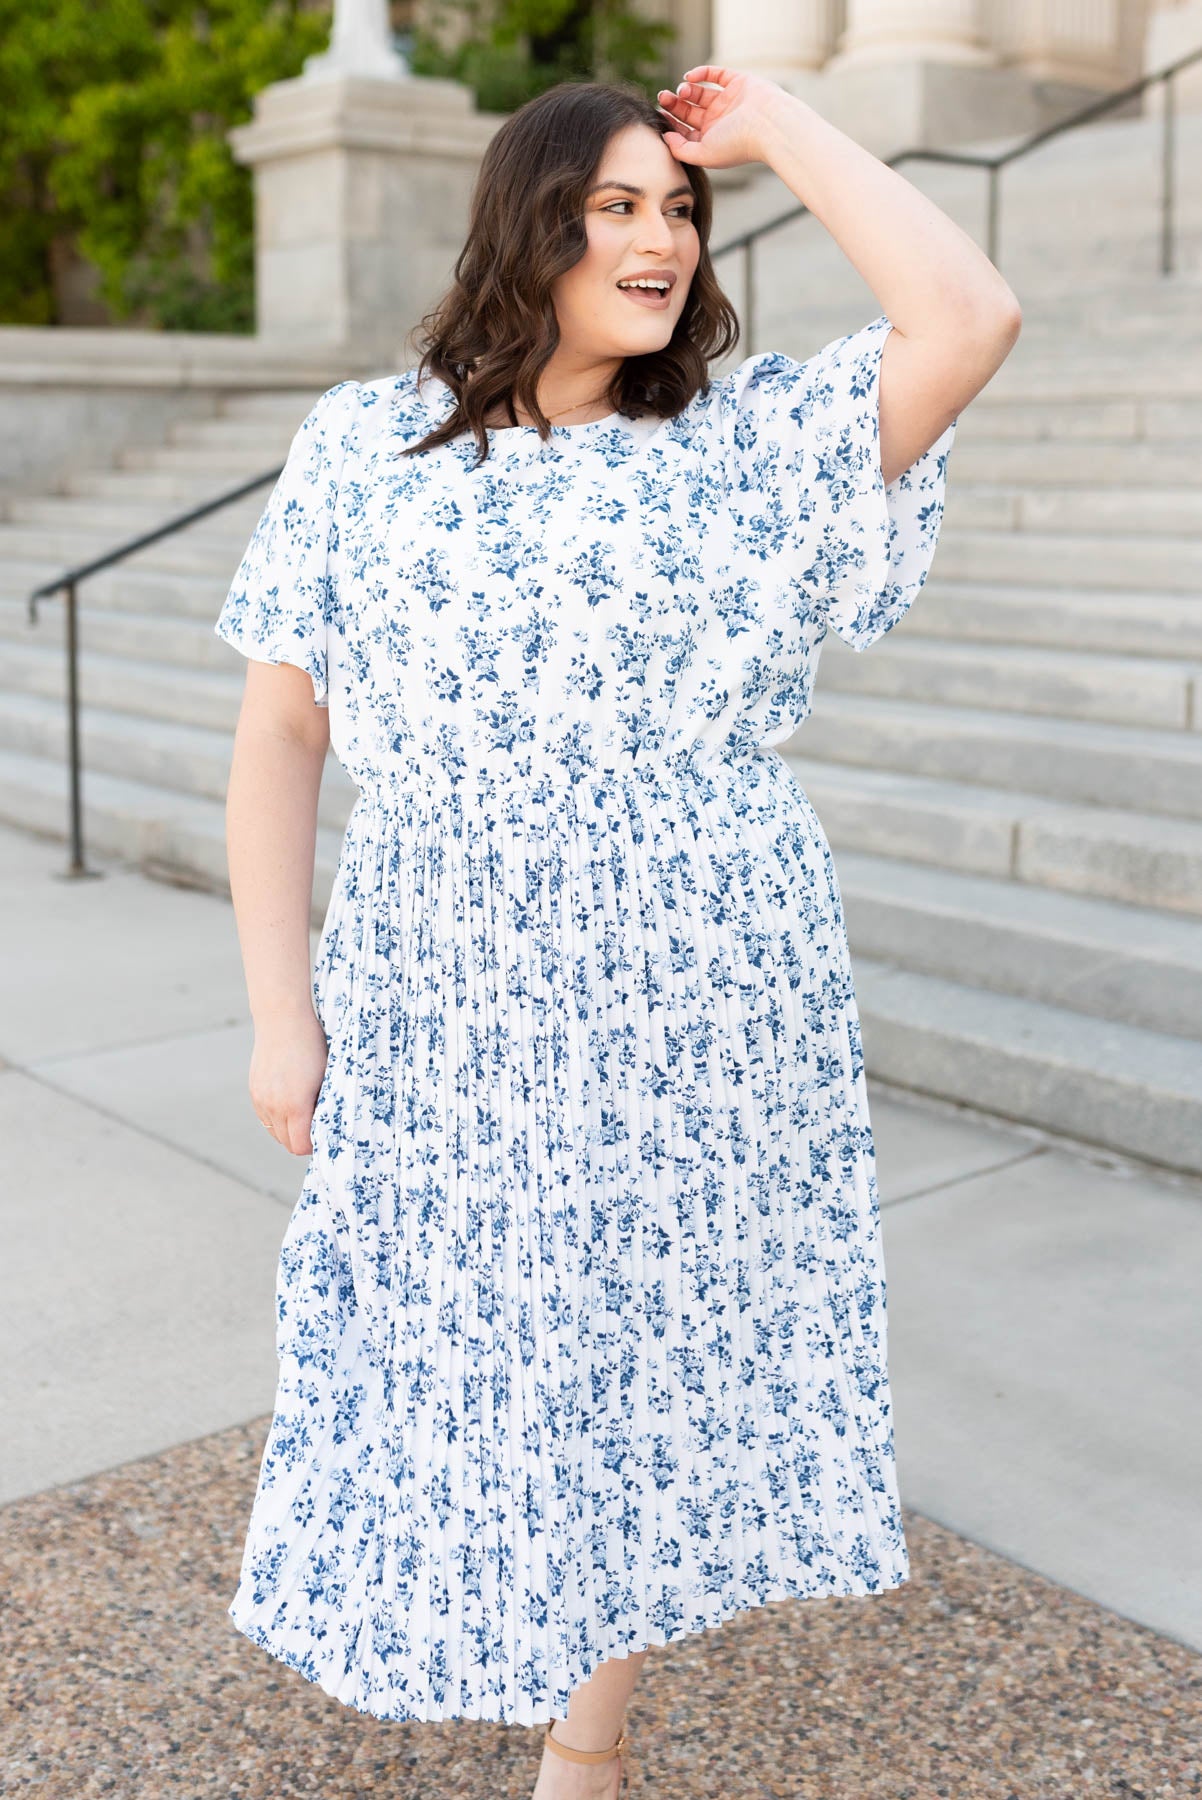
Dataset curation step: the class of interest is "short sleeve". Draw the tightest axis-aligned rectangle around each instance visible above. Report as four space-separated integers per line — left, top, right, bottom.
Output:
213 379 360 705
723 313 957 651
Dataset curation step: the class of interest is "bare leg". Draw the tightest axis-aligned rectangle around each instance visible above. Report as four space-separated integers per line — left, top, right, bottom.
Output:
531 1649 649 1800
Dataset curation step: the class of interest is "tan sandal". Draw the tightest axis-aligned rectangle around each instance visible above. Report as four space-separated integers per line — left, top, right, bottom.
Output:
544 1719 630 1796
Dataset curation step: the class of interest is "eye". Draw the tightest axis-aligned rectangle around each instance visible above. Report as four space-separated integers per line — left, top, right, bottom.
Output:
602 200 695 219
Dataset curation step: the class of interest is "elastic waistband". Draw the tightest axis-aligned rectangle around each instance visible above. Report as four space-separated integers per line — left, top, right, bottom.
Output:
351 745 766 811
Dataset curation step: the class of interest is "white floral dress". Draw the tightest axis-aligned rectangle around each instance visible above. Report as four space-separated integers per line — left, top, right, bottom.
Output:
214 311 957 1726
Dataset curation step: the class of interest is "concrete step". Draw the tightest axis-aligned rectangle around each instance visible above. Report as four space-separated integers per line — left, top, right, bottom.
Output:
114 443 287 476
0 522 251 578
836 848 1202 1041
3 635 245 732
4 558 228 623
954 396 1202 438
167 416 300 451
980 360 1202 401
781 753 1202 916
801 692 1202 820
62 468 275 504
819 634 1202 731
0 690 358 832
932 524 1202 594
949 483 1202 537
1 598 235 672
906 579 1202 658
854 956 1202 1178
950 437 1202 487
4 492 267 538
0 744 348 928
218 389 337 422
1014 315 1202 348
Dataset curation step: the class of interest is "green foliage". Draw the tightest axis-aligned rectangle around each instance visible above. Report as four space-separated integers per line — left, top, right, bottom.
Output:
409 0 675 116
0 0 674 333
0 1 331 331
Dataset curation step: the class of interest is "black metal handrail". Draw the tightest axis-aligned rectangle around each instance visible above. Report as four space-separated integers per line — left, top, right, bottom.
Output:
22 41 1202 879
714 41 1202 352
24 465 286 878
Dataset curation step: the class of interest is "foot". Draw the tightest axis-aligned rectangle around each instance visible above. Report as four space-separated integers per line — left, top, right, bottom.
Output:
530 1727 625 1800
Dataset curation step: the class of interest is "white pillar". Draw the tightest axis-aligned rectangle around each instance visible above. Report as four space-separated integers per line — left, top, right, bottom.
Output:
229 68 502 358
994 0 1144 87
711 0 838 76
831 0 996 69
304 0 409 83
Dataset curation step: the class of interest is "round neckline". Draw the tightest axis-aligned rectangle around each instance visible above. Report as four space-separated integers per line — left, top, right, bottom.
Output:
486 412 619 435
419 371 621 442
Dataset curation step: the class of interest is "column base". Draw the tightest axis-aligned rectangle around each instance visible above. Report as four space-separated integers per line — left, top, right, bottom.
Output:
827 36 995 72
229 73 503 360
814 58 1110 156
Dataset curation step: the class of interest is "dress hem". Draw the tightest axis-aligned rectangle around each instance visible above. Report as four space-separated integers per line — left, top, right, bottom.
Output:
227 1558 911 1727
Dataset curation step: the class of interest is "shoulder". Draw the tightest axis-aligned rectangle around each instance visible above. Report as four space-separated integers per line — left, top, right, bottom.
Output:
713 314 894 439
343 367 452 450
299 369 438 427
286 379 364 461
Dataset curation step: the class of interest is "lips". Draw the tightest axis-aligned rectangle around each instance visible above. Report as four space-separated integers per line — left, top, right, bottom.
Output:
616 273 675 311
618 285 672 309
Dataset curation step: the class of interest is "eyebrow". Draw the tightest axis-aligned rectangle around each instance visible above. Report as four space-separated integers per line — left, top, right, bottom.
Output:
585 180 695 202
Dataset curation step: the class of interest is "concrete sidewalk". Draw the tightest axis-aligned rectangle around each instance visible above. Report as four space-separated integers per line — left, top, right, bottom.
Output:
2 816 1199 1797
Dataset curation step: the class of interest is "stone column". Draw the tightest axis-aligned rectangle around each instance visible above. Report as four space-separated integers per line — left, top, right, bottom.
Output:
993 0 1144 88
711 0 839 79
830 0 995 70
816 0 1045 154
229 0 504 361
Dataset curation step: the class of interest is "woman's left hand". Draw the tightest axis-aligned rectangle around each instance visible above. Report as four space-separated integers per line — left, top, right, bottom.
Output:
655 65 786 169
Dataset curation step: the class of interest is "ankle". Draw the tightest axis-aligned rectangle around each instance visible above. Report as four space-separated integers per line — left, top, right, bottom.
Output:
548 1719 625 1755
534 1717 627 1800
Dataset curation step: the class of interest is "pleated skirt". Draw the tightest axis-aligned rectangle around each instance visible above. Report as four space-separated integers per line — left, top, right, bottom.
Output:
227 746 909 1724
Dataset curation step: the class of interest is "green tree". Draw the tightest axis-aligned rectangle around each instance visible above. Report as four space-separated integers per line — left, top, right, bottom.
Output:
0 1 331 331
409 0 675 116
0 0 674 334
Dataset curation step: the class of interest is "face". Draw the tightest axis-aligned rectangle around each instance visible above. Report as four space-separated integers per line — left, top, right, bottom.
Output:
549 122 700 370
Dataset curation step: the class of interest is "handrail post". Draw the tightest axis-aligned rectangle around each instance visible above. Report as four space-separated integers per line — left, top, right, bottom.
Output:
27 459 284 886
63 578 92 879
1160 69 1176 277
987 163 1001 272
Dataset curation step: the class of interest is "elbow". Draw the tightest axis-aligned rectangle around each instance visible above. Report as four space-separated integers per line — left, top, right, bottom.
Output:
999 296 1023 342
981 291 1023 346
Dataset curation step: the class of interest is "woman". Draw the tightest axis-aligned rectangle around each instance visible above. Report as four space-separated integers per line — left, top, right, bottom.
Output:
216 66 1019 1799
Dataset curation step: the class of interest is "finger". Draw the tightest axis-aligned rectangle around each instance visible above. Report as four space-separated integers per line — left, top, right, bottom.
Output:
680 64 732 85
656 101 700 134
670 81 722 126
662 131 705 162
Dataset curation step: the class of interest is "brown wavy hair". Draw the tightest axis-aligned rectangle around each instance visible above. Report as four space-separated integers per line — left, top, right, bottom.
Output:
399 79 740 464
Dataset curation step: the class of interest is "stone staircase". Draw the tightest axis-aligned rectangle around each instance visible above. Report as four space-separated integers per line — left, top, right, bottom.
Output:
778 311 1202 1177
3 179 1202 1176
0 391 361 896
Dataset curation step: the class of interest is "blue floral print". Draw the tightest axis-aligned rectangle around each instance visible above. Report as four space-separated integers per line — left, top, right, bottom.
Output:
214 311 957 1725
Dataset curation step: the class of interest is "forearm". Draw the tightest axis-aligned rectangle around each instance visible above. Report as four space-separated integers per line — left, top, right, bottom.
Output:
754 91 1020 337
225 718 326 1032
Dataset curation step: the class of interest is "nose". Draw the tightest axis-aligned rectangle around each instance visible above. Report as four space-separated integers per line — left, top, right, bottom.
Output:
636 214 677 257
